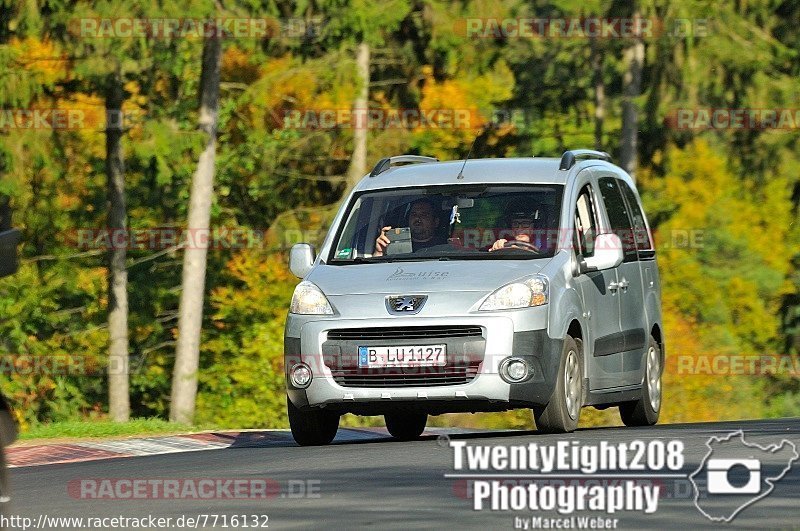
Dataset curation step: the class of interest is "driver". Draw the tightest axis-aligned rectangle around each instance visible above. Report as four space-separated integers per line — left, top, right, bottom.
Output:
489 209 539 252
374 198 443 256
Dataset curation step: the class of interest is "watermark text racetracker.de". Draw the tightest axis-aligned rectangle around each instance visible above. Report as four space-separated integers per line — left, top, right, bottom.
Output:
671 354 800 376
455 17 709 39
70 16 326 40
0 514 270 530
68 477 321 500
445 439 686 528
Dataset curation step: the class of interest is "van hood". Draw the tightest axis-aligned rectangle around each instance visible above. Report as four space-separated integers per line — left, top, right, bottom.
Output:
306 259 551 296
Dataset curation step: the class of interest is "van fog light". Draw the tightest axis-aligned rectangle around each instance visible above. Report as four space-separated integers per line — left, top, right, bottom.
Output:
500 358 530 383
290 363 312 388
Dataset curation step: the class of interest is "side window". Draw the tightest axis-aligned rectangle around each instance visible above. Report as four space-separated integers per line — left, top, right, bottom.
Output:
333 196 364 259
573 185 597 258
597 177 637 262
618 180 654 253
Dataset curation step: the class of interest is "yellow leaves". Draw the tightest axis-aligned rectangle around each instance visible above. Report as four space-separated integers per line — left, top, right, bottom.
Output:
418 68 481 128
223 249 291 284
647 138 792 351
75 267 105 300
413 61 516 159
640 139 798 423
123 80 147 112
12 407 29 433
221 46 260 83
154 76 170 98
725 276 779 347
7 37 67 86
260 57 310 108
466 60 515 108
210 249 295 325
252 55 356 131
661 312 754 423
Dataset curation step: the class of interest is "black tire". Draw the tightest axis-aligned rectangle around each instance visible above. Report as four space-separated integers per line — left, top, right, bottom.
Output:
384 413 427 441
287 398 339 446
533 336 583 433
619 336 662 427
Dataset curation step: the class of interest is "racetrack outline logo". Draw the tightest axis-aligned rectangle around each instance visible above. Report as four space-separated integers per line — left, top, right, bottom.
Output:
689 430 798 522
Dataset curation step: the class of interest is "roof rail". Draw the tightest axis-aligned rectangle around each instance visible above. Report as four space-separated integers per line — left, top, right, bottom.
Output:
369 155 439 177
558 149 612 171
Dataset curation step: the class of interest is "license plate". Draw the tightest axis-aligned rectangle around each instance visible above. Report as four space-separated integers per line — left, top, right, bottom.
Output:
358 345 446 368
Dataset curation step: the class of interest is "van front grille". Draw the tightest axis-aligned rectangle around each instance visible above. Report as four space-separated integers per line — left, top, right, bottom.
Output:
331 365 480 388
326 326 483 342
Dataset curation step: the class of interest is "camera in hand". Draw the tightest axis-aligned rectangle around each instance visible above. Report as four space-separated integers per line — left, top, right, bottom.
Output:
385 227 413 255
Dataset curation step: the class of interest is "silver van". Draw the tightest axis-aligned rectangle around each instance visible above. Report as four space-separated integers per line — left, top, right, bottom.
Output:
284 150 663 445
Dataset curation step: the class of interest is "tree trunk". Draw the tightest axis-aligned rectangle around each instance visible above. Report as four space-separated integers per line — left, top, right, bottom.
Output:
345 42 370 190
170 34 222 424
0 196 11 231
106 71 130 422
590 33 605 151
620 9 644 180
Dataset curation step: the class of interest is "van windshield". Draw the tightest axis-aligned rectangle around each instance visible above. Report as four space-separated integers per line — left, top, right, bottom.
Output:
329 185 564 262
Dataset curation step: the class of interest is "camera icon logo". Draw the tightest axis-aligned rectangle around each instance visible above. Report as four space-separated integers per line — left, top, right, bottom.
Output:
690 430 798 522
706 458 761 494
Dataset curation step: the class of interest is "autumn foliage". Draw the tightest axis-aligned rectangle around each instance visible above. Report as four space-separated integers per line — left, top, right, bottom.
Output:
1 1 799 430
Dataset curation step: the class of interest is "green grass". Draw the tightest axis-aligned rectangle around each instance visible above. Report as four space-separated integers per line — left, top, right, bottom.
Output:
18 417 215 441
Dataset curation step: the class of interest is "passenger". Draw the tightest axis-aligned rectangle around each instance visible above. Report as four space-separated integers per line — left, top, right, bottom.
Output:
374 198 444 256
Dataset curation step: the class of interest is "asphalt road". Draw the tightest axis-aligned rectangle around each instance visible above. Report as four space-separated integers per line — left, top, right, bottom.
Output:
7 418 800 530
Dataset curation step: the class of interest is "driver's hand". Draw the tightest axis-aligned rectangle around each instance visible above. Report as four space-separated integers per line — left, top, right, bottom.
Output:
374 226 392 257
489 238 508 252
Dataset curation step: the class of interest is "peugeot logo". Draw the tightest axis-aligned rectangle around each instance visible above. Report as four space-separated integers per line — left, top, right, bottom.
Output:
386 295 427 315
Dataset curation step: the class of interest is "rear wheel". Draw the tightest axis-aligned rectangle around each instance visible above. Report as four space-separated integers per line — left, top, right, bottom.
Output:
619 336 662 426
384 413 427 441
533 336 583 433
287 398 340 446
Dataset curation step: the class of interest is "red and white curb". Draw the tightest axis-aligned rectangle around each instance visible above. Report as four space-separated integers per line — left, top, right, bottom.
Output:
7 427 483 468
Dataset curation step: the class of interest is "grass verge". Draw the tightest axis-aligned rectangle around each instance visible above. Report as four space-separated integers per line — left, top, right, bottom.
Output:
18 417 214 441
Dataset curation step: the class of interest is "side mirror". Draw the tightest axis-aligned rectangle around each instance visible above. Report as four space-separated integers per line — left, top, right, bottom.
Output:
289 243 316 278
579 233 623 274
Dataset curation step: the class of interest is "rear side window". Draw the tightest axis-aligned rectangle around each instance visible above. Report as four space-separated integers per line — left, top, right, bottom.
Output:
597 177 638 262
618 181 654 254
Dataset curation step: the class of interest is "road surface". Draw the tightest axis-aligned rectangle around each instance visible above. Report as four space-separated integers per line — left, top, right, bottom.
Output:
7 418 800 529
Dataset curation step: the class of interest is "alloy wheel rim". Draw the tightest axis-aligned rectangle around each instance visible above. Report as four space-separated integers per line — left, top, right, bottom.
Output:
564 349 581 420
647 346 661 412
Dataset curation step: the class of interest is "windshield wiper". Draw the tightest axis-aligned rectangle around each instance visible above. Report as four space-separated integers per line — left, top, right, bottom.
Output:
332 256 388 264
386 256 440 262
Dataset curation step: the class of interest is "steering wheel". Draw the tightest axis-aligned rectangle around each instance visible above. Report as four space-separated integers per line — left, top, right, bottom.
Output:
501 239 540 252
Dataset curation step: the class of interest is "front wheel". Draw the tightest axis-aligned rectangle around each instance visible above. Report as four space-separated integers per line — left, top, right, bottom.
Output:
384 413 427 441
533 336 583 433
287 398 339 446
619 336 662 427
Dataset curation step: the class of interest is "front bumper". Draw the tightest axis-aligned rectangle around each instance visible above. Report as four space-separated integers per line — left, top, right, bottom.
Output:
285 316 563 415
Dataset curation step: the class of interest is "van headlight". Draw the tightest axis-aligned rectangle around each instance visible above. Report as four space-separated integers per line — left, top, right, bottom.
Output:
290 281 334 315
479 276 549 311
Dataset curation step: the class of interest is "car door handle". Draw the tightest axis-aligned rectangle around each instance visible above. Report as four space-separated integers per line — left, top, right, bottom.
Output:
618 278 629 292
608 281 620 292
